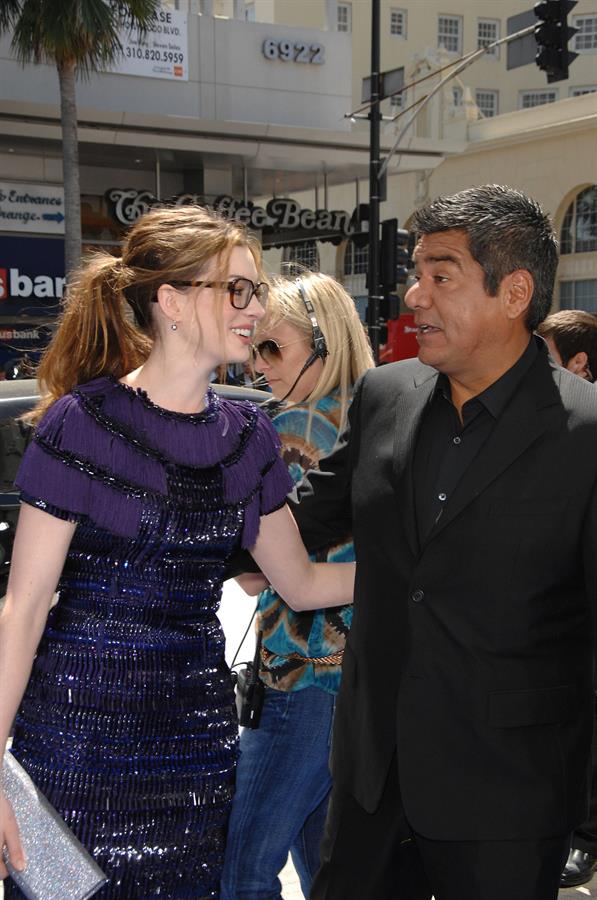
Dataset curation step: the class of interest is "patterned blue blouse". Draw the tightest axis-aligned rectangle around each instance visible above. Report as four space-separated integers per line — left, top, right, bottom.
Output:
257 391 354 695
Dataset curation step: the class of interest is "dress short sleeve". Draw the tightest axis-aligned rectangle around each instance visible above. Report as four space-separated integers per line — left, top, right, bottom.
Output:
220 404 293 549
15 393 149 537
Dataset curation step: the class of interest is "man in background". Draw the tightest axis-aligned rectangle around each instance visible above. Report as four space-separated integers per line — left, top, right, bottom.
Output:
537 310 597 385
538 309 597 887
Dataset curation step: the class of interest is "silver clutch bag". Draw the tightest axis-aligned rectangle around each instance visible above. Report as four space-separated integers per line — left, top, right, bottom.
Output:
2 749 108 899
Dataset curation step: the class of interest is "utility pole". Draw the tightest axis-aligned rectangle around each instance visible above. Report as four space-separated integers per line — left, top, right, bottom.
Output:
367 0 383 363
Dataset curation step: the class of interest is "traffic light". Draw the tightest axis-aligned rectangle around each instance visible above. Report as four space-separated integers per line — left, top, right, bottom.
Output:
534 0 578 83
396 228 416 286
351 203 370 249
380 218 415 291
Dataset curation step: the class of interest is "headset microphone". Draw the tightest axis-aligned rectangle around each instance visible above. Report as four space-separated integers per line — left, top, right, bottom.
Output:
259 278 328 412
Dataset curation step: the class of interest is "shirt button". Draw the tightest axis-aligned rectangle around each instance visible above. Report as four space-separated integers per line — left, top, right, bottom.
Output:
438 492 447 501
453 436 461 445
411 589 424 603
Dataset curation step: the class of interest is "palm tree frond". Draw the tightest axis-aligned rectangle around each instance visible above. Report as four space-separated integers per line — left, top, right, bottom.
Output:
2 0 160 75
0 0 23 33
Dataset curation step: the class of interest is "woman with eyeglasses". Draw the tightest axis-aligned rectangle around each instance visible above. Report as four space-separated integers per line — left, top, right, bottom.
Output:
221 272 374 900
0 208 355 898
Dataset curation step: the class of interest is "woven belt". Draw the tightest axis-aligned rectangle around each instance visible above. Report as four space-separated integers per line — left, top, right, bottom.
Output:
261 647 344 666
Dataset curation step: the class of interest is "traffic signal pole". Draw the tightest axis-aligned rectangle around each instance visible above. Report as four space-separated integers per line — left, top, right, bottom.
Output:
367 0 383 364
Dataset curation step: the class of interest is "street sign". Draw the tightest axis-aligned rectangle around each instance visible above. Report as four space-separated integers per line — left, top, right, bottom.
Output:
507 9 538 69
362 65 404 103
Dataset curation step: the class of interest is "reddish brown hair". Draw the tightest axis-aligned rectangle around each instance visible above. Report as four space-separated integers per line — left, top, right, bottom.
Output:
32 205 261 420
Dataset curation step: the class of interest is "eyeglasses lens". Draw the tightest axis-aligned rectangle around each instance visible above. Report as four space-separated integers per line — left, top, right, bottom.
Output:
229 278 269 309
253 340 281 364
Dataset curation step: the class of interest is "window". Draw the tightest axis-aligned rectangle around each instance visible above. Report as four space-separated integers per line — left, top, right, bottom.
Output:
560 186 597 255
390 90 406 110
452 85 463 107
560 280 597 314
475 89 499 118
337 3 351 33
285 241 320 272
477 18 500 58
344 240 369 276
438 15 462 54
519 89 558 108
573 14 597 52
390 8 406 38
570 86 597 96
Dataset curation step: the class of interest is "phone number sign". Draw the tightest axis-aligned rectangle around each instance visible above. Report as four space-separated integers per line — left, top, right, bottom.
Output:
107 6 188 81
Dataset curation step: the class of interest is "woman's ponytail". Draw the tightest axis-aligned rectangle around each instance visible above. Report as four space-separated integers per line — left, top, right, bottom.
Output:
31 252 151 421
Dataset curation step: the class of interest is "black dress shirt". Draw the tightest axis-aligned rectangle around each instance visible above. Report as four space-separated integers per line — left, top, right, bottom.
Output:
413 337 538 543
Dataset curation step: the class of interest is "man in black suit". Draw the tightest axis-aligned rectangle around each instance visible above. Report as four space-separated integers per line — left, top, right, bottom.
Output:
290 185 597 900
537 310 597 888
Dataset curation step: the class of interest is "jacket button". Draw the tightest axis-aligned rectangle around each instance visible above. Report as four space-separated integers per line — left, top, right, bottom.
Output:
411 589 424 603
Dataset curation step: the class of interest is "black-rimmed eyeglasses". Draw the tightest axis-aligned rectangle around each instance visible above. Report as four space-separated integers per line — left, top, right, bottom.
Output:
166 277 269 310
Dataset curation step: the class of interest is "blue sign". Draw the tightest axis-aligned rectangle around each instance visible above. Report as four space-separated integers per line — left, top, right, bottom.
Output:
0 235 65 318
0 322 53 378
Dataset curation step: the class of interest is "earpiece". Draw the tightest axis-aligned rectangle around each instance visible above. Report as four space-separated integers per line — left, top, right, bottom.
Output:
296 279 329 361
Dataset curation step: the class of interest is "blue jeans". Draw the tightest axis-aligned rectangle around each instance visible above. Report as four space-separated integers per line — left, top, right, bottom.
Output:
221 684 335 899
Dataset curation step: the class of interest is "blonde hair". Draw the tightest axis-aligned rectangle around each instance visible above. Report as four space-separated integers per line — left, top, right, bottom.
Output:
32 205 262 421
255 271 374 431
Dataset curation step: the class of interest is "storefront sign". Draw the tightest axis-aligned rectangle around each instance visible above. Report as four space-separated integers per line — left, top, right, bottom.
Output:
105 189 356 237
0 323 53 377
105 5 188 81
0 182 65 235
0 236 65 317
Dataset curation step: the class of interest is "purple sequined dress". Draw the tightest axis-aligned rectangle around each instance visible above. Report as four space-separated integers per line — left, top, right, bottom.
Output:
7 376 292 898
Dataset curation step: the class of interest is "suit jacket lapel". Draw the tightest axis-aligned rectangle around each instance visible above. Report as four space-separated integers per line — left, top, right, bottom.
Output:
392 366 437 556
425 355 563 545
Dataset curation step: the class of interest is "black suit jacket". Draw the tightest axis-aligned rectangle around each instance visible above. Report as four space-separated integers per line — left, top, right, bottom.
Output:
292 340 597 841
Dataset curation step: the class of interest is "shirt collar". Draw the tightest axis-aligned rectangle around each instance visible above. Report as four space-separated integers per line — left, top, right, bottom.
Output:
435 335 538 420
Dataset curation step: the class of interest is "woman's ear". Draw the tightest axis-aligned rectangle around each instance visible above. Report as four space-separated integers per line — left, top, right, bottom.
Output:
155 284 183 329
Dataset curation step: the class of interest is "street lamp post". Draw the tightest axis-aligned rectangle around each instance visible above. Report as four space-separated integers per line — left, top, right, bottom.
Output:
367 0 383 363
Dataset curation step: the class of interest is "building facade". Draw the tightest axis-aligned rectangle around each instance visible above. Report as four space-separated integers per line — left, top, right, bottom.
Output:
0 0 595 373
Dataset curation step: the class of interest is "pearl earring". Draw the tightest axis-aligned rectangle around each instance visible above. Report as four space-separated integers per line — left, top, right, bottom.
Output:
171 322 178 331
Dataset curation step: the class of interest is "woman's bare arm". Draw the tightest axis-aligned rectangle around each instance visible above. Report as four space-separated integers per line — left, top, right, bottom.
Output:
250 505 355 611
0 504 76 877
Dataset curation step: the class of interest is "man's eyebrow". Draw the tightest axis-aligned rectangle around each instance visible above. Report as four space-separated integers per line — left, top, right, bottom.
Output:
415 253 463 269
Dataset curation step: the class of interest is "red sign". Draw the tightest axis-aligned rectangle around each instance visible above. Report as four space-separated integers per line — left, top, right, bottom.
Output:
380 314 419 363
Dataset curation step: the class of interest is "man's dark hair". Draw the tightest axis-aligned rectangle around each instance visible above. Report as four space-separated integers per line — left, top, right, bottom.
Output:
537 310 597 382
411 184 558 331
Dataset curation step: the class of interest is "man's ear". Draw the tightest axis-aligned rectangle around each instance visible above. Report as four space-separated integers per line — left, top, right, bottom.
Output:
503 270 534 321
566 350 590 378
155 283 182 328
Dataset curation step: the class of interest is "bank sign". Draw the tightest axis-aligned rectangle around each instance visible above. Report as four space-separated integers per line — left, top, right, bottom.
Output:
0 236 65 317
0 182 65 235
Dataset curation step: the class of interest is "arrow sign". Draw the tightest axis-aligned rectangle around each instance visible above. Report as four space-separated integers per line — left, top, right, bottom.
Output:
42 212 64 223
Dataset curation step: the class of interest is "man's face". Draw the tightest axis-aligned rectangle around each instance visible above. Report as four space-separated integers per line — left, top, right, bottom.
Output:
404 229 516 382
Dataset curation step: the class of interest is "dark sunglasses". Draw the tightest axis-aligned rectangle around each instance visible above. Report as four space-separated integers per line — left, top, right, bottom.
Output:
251 336 308 364
166 276 269 310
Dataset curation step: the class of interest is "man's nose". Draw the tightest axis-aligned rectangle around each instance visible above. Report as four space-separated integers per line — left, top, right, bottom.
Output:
404 279 431 310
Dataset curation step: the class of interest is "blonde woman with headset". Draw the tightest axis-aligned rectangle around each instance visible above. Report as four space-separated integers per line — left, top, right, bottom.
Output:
221 272 374 899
